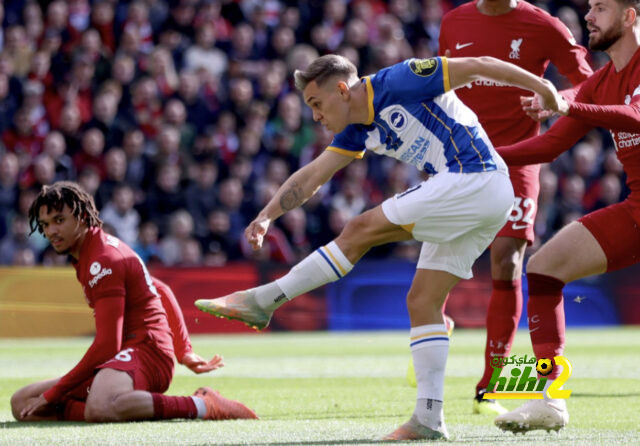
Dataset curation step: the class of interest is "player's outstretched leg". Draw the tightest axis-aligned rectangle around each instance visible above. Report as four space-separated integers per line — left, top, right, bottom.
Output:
495 399 568 433
193 387 259 420
196 241 353 329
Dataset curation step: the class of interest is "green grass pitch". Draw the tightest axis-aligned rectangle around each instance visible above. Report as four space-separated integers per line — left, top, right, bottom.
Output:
1 327 639 445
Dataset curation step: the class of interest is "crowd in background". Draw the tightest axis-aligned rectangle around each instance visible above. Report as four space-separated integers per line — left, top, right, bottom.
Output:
0 0 627 268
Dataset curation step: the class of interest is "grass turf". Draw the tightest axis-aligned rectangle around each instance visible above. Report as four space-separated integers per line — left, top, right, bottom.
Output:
1 328 639 445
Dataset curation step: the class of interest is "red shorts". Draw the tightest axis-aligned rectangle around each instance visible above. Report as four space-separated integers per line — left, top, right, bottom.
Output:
59 341 174 404
496 164 540 244
97 341 174 394
579 200 640 272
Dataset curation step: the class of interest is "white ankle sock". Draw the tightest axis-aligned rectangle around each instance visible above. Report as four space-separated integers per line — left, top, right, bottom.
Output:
191 396 207 419
275 241 353 299
410 324 449 428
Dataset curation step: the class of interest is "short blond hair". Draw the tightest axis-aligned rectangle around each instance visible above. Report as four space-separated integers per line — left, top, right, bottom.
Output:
293 54 358 91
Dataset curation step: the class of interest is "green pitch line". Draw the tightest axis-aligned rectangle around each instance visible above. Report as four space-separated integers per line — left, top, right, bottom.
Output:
1 328 639 445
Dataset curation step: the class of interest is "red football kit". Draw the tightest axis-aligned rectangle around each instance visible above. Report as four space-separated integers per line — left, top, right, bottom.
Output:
439 0 592 242
497 48 640 378
499 47 640 270
42 227 193 404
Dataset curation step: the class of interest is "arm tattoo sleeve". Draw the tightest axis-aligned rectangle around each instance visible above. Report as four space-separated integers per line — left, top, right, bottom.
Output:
279 181 305 211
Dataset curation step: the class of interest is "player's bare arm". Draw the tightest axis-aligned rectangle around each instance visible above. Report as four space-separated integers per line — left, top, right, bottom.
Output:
245 150 354 250
447 57 569 114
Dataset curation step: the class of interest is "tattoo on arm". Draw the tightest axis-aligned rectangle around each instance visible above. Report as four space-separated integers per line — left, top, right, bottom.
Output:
279 181 304 211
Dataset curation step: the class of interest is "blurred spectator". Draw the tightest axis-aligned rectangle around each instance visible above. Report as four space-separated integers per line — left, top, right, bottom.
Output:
74 127 106 178
0 73 18 134
122 128 153 191
4 25 33 77
185 23 228 79
100 183 140 246
91 1 116 55
2 108 43 171
84 90 126 150
185 159 219 237
0 152 20 239
0 215 39 265
148 46 179 98
143 163 186 234
96 147 127 208
159 209 195 266
77 166 101 198
131 76 163 138
217 177 248 242
178 237 203 266
123 1 154 55
42 131 75 181
175 69 213 133
163 98 196 153
133 220 161 264
200 208 240 265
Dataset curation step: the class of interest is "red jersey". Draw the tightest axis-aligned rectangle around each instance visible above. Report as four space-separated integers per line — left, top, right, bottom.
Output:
43 227 186 403
498 47 640 212
439 0 592 146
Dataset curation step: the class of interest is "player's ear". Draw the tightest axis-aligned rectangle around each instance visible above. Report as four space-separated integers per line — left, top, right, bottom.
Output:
337 80 350 99
623 7 636 27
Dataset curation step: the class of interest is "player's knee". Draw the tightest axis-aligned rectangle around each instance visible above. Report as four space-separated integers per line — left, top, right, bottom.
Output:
338 214 373 250
406 288 440 315
10 392 25 421
495 254 521 277
85 398 118 423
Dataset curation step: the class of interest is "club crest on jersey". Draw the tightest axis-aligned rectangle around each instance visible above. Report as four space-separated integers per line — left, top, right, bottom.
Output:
509 38 523 59
409 58 438 77
389 109 408 131
90 261 101 275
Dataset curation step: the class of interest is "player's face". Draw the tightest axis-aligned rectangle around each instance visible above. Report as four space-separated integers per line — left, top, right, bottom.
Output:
585 0 625 51
38 204 87 257
303 80 350 134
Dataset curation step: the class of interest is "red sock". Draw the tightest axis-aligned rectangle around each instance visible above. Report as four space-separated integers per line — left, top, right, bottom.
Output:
527 273 566 380
476 279 523 394
152 394 198 420
60 400 86 421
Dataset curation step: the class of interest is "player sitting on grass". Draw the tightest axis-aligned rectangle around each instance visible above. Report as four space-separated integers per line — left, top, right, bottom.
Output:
196 54 566 440
11 181 258 423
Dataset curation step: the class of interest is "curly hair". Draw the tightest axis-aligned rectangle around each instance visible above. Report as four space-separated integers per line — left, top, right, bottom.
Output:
28 181 102 234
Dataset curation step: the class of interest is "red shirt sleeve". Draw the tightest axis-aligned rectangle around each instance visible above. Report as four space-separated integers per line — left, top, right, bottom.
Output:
497 116 594 165
568 100 640 132
43 297 124 403
153 278 192 362
547 16 593 85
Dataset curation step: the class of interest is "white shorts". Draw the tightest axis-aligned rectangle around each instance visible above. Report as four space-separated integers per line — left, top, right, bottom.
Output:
381 170 514 279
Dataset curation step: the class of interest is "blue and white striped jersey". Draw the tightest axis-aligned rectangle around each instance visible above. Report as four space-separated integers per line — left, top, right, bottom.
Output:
327 57 507 175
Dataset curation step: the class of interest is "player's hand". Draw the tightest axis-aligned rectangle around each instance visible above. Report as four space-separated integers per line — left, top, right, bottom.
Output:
444 49 452 58
245 216 271 250
181 352 224 374
521 95 556 121
20 394 48 419
534 81 569 116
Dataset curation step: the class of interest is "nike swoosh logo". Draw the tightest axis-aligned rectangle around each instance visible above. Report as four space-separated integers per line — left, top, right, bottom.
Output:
455 42 474 50
511 223 530 230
